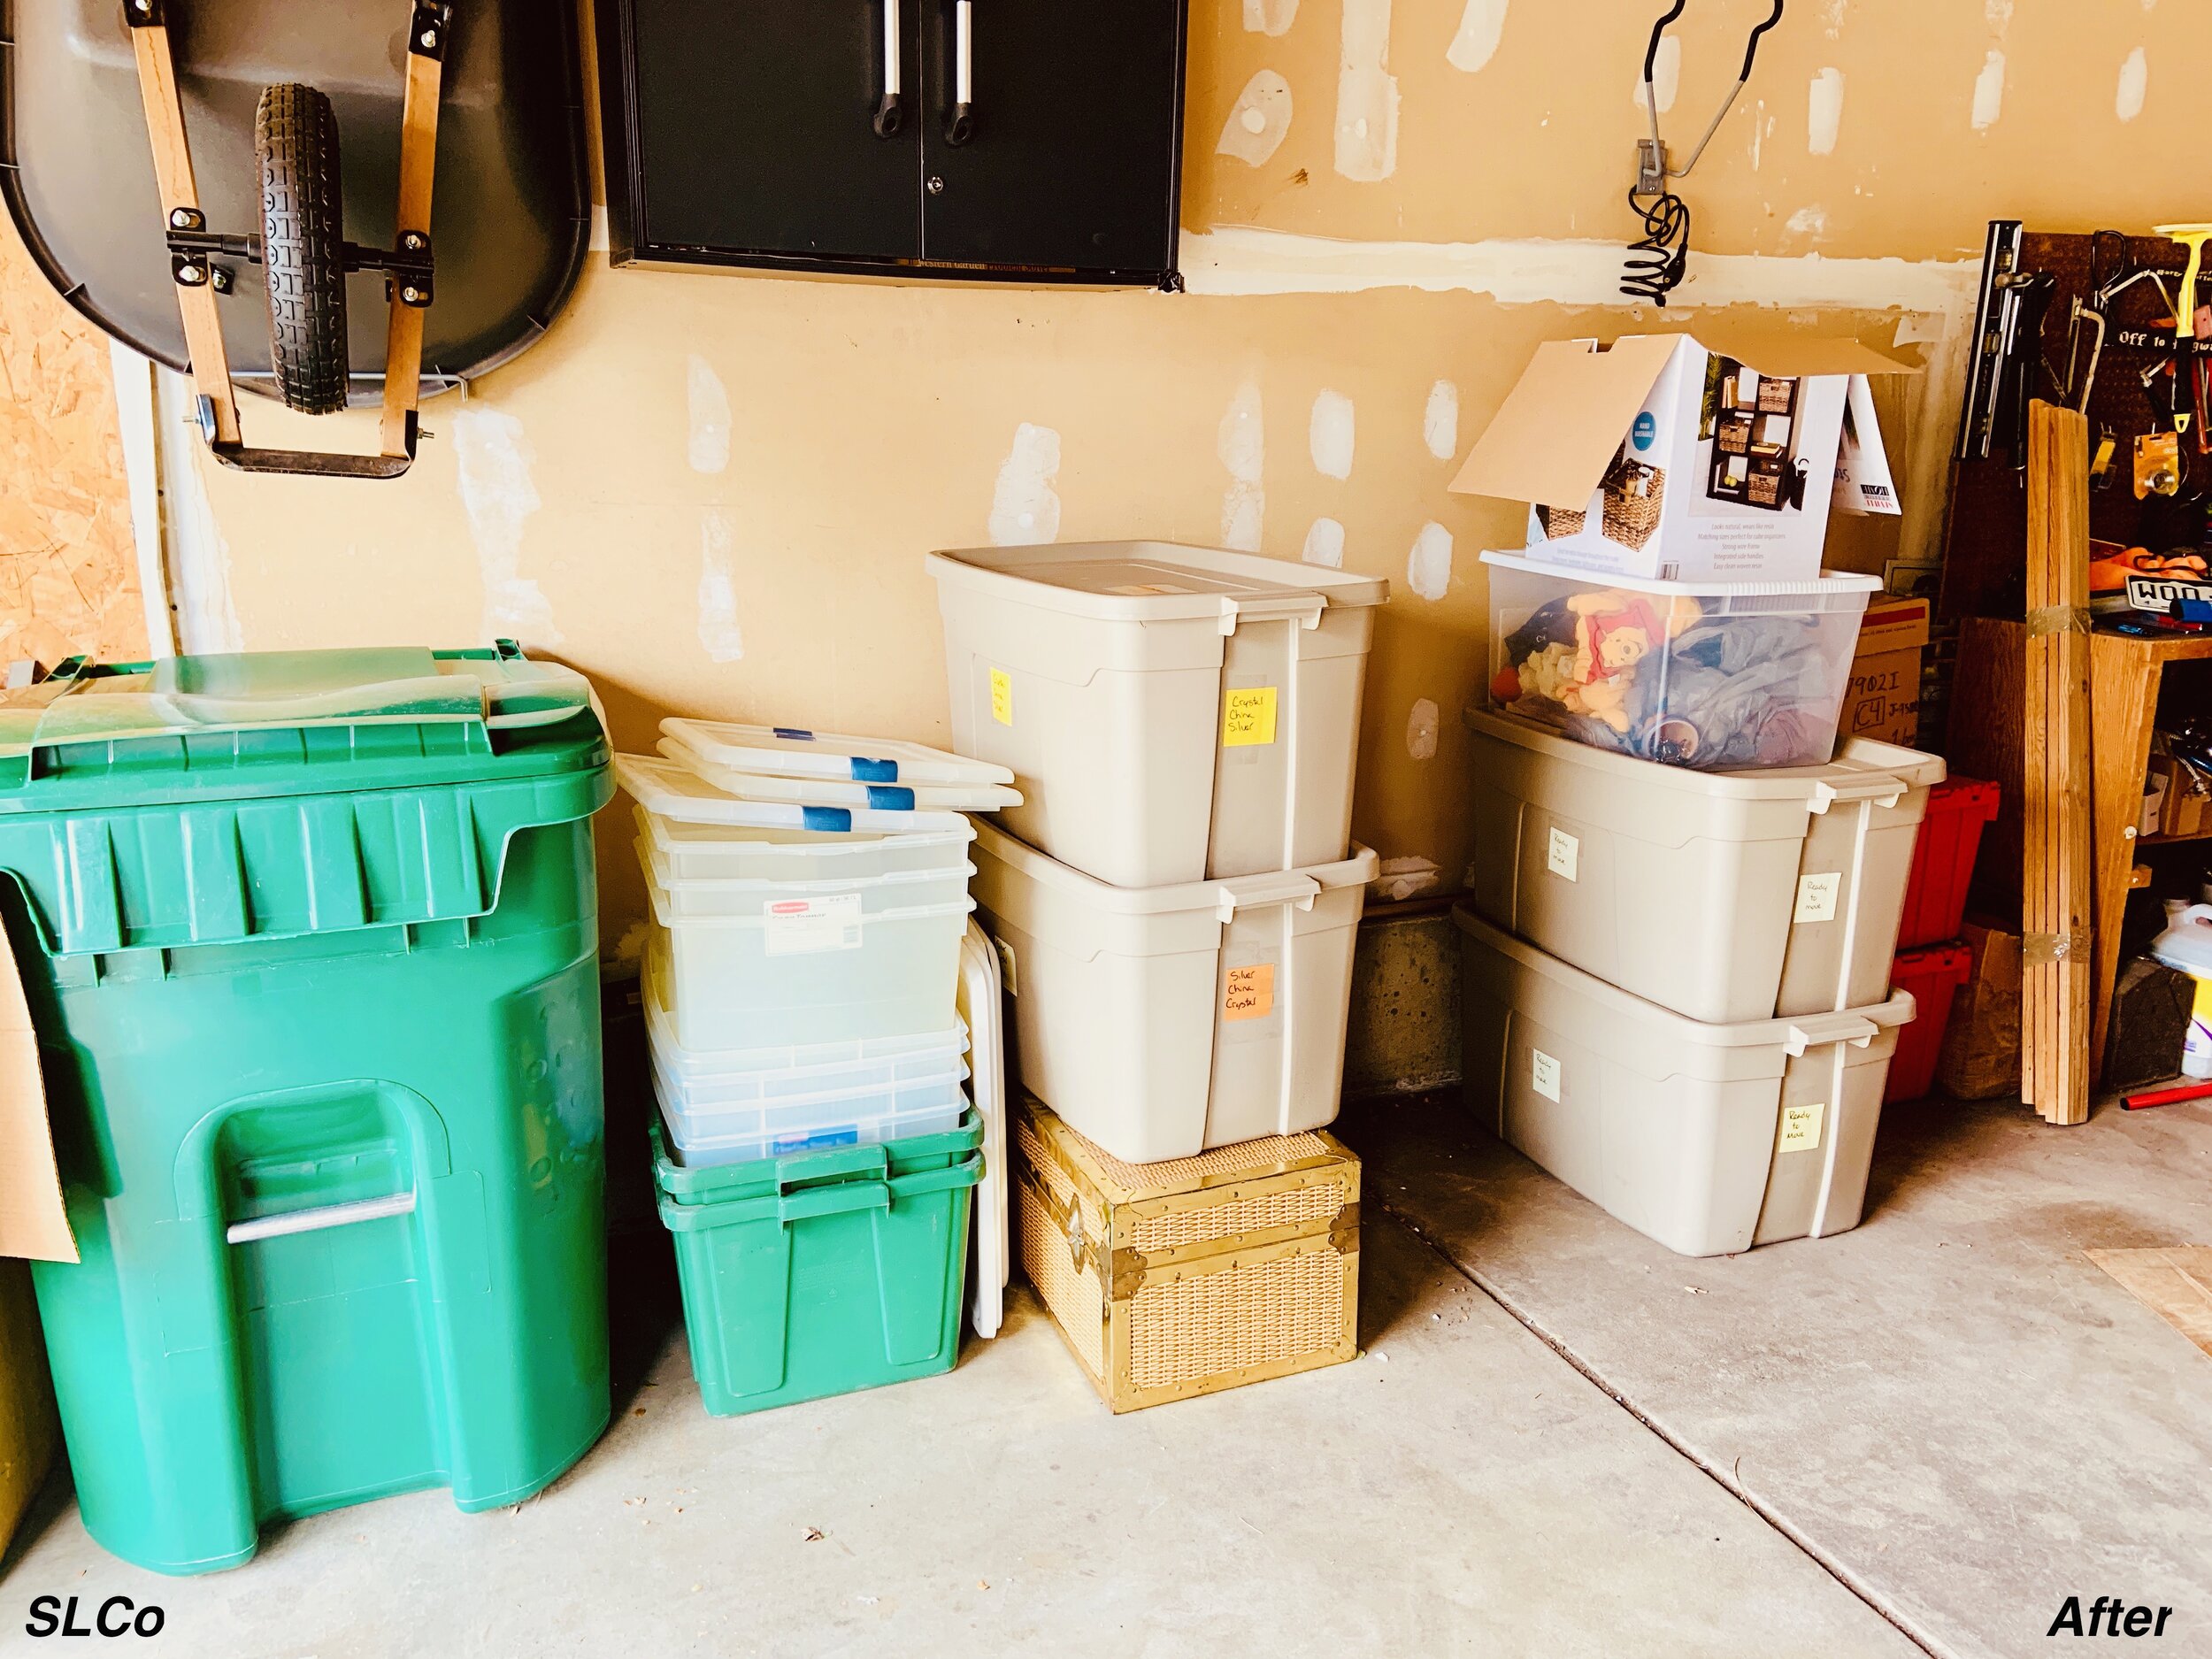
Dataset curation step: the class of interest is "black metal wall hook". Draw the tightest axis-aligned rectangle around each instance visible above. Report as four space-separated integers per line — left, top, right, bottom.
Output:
1624 0 1787 305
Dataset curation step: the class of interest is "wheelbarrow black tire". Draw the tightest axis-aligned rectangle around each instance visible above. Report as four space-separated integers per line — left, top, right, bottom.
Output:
255 83 349 416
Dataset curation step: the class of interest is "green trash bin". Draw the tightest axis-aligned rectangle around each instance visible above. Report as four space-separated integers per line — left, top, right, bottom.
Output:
651 1111 979 1416
0 646 614 1575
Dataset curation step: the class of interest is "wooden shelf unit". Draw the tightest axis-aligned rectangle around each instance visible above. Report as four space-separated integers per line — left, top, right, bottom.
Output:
1953 621 2212 1093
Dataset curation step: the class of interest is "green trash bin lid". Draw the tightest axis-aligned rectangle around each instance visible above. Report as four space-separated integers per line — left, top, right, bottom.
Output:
0 644 611 954
0 641 603 812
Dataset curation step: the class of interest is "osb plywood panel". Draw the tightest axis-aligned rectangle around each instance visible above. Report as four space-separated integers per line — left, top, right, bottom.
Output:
0 213 146 667
2090 1248 2212 1363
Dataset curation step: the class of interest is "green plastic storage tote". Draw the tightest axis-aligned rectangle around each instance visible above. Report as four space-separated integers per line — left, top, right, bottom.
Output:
652 1111 979 1416
1 647 613 1575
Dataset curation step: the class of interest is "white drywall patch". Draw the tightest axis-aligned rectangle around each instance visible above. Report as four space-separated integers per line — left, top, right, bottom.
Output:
1243 0 1297 37
1222 490 1265 552
1971 50 2005 131
1808 68 1844 155
696 508 746 663
1179 227 1979 315
1821 0 1847 38
1424 380 1460 460
988 423 1062 546
1447 0 1506 73
1334 0 1399 182
1217 71 1294 167
1406 697 1440 760
1302 517 1347 568
1407 522 1453 601
1634 35 1680 114
1219 381 1265 551
1786 205 1829 242
1310 388 1355 480
454 404 561 646
2116 48 2147 122
687 353 731 474
1984 0 2013 31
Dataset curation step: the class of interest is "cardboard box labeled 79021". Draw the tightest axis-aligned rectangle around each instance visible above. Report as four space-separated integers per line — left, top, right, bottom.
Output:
1450 330 1916 583
1842 595 1931 747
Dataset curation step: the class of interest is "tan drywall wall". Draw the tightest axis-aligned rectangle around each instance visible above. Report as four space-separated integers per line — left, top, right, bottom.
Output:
158 0 2200 933
0 216 145 668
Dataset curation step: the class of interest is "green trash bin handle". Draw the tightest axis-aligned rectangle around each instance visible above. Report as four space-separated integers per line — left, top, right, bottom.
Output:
656 1152 982 1235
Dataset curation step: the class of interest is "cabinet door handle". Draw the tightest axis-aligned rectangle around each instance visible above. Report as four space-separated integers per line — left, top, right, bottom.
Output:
944 0 974 145
873 0 904 137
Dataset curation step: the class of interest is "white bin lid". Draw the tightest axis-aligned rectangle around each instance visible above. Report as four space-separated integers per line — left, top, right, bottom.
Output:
972 816 1378 915
645 954 968 1078
1455 904 1916 1071
616 753 972 835
1479 549 1883 600
659 718 1013 787
658 737 1022 812
927 541 1387 621
1463 706 1947 801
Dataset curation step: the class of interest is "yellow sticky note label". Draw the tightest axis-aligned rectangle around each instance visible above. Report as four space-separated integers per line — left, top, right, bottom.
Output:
1223 686 1279 747
989 667 1013 726
1779 1102 1825 1152
1224 963 1275 1022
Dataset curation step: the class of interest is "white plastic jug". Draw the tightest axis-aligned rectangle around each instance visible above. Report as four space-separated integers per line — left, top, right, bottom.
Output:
2149 903 2212 1079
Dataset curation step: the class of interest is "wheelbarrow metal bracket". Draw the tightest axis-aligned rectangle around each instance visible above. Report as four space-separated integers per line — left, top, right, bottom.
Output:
121 2 450 478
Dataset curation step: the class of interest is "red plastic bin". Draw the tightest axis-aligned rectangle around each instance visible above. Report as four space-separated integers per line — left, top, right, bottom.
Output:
1886 941 1974 1102
1897 778 2000 948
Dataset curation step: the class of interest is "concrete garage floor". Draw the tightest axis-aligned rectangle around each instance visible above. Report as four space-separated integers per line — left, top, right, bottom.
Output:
1340 1089 2212 1659
3 1090 2203 1658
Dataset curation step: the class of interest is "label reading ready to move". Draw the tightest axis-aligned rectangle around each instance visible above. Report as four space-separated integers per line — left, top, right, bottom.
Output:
1793 872 1842 924
1224 962 1276 1022
1222 686 1279 748
1531 1048 1562 1102
763 892 864 956
1546 827 1580 881
1779 1101 1825 1152
989 667 1013 726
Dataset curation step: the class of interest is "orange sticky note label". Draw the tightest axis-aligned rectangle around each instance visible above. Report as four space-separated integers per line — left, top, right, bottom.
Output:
1224 963 1275 1022
989 667 1013 726
1222 687 1278 747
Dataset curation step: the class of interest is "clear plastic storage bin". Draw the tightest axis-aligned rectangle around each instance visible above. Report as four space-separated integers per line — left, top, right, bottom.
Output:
1481 551 1879 772
636 833 972 924
645 954 970 1166
637 806 975 886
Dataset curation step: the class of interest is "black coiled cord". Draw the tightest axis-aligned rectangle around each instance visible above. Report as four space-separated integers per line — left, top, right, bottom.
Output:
1623 188 1690 305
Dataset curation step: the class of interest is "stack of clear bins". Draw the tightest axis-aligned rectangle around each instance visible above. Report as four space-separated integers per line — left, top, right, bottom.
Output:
615 721 1020 1168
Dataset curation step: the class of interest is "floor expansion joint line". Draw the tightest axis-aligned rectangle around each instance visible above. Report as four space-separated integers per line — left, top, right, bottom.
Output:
1370 1197 1949 1659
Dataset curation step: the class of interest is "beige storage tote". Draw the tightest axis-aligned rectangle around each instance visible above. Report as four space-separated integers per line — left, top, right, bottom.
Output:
1463 707 1944 1025
1455 907 1914 1257
970 818 1377 1163
928 541 1386 887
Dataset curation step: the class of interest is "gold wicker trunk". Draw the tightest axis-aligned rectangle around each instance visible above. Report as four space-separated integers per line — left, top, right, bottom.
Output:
1015 1094 1359 1412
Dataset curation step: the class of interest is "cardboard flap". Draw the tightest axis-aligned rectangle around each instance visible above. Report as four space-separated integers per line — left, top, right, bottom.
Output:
0 928 73 1264
1684 326 1918 379
1450 334 1685 510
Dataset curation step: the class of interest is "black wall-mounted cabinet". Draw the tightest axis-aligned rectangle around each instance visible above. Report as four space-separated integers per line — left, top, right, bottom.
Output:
595 0 1187 288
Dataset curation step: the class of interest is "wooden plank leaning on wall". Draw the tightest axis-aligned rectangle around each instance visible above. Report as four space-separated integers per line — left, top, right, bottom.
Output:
2021 401 2093 1125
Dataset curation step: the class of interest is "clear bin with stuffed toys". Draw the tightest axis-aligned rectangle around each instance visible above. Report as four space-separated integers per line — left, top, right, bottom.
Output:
1481 551 1882 772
